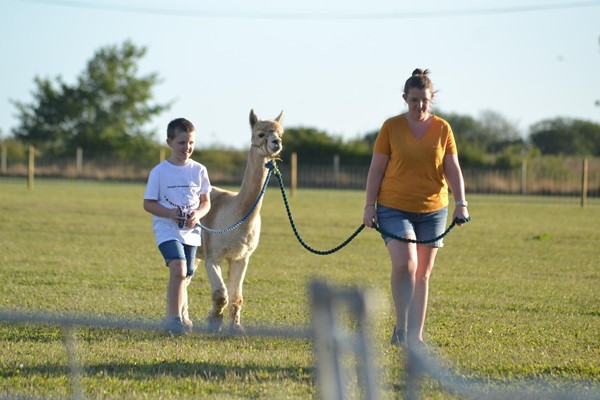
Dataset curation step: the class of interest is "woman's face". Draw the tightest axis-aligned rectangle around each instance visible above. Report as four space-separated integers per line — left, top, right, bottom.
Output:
404 87 433 121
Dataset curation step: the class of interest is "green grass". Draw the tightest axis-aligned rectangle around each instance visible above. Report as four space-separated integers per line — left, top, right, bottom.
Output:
1 177 599 399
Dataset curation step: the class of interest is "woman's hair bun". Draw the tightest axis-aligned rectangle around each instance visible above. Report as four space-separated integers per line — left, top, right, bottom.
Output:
412 68 430 76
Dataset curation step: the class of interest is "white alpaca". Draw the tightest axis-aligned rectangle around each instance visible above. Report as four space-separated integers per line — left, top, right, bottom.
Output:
197 109 284 334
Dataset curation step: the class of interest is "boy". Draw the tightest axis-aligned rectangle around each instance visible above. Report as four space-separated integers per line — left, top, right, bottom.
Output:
143 118 211 335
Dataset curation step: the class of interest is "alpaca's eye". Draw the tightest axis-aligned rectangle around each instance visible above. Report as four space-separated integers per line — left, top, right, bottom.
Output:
258 133 265 138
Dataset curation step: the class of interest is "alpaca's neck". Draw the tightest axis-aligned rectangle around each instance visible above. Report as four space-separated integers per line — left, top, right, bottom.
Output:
237 150 270 210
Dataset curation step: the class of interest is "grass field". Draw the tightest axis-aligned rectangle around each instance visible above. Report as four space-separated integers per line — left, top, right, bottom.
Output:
1 177 599 399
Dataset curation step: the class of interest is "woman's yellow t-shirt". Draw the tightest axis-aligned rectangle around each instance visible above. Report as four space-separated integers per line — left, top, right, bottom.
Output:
374 114 457 213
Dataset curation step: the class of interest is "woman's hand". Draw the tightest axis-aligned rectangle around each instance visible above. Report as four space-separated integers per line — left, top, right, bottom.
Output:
453 206 470 226
363 205 377 228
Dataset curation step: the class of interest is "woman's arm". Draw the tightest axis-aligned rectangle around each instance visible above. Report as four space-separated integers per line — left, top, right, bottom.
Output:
363 152 389 227
443 153 469 224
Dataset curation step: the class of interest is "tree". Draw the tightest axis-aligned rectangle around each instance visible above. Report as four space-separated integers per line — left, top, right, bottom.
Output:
281 127 343 163
478 110 523 152
529 117 600 156
597 36 600 108
436 112 489 167
11 40 170 158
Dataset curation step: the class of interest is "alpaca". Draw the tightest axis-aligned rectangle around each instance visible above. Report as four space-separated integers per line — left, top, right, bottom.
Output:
198 109 284 334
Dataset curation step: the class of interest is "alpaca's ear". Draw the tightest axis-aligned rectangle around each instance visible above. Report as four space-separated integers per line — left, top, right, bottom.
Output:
249 109 259 128
274 110 284 124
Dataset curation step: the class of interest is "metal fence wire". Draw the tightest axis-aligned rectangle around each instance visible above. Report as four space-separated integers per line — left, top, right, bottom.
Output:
1 150 599 197
1 280 599 400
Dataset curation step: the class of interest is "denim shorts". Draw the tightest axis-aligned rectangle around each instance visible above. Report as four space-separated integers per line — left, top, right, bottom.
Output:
158 240 197 277
376 205 448 248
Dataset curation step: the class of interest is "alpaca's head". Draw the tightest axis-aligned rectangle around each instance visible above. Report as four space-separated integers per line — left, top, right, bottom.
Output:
249 109 284 158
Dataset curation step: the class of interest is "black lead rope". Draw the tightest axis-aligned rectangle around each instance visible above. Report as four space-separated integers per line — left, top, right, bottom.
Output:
272 162 366 255
372 216 471 245
270 161 471 255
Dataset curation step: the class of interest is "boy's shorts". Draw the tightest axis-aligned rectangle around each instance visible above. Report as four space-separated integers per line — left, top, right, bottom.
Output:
158 240 197 277
376 205 448 248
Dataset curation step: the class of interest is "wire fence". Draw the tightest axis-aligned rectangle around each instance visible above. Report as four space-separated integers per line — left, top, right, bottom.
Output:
1 280 599 400
1 148 599 197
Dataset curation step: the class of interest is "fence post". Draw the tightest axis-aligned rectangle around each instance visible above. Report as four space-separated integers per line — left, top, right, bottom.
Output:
311 280 380 400
581 158 588 208
159 148 166 163
28 145 35 190
1 142 6 175
520 158 527 195
291 152 297 198
76 147 83 177
333 155 340 188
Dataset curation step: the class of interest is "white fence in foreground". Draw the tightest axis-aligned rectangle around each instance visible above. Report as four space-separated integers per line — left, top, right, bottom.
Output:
1 280 599 400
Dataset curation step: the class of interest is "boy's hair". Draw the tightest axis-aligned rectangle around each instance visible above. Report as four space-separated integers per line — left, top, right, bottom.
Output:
167 118 195 139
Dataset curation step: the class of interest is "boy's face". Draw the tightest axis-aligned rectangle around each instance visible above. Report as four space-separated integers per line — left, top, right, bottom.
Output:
167 130 196 164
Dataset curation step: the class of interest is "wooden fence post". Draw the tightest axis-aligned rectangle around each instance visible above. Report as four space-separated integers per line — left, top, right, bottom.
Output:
333 155 340 188
521 158 527 195
28 145 35 190
1 142 6 175
291 152 297 198
581 158 588 208
76 147 83 177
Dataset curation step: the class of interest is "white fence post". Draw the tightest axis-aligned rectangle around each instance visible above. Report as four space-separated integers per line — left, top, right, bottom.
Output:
311 280 380 400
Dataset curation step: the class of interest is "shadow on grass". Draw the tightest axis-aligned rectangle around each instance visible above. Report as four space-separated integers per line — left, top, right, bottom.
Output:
2 360 315 384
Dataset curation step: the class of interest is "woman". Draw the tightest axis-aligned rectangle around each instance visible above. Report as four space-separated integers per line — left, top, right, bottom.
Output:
363 69 469 348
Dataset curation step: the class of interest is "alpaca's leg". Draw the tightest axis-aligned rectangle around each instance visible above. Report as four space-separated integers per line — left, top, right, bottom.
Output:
205 259 228 332
227 258 249 335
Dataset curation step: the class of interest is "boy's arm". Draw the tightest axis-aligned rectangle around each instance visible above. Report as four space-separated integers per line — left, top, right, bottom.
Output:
143 199 182 220
186 193 211 227
197 193 211 218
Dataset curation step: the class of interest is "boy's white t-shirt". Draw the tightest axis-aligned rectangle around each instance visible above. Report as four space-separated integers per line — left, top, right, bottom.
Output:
144 159 212 247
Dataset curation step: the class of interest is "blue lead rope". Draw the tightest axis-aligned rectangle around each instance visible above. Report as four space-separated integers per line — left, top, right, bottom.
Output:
192 161 275 234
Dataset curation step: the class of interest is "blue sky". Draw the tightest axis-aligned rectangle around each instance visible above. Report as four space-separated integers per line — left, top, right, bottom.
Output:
1 0 599 149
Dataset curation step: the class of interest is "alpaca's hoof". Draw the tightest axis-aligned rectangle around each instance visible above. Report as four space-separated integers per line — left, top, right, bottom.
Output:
182 316 193 331
206 315 223 333
229 323 246 337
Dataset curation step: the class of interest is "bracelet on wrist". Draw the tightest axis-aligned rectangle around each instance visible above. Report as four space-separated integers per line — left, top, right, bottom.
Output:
455 200 468 207
364 204 375 209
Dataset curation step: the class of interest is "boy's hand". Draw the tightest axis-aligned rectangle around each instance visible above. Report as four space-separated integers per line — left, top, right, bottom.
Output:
185 210 200 228
175 206 188 228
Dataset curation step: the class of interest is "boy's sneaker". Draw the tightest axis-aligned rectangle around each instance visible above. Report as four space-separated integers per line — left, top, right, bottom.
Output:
165 316 191 336
390 326 406 346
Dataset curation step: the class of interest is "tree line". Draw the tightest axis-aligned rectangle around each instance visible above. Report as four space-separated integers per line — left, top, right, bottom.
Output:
2 41 599 170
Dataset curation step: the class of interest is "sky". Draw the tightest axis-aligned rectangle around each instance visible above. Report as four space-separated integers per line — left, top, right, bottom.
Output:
1 0 599 149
